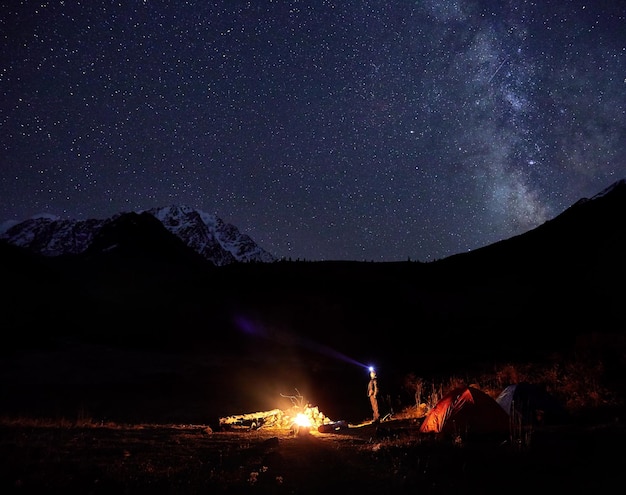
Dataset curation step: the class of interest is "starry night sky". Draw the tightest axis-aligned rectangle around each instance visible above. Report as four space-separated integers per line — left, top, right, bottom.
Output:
1 1 625 262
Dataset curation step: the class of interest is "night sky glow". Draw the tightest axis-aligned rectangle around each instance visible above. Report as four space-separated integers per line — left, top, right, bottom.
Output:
1 1 624 261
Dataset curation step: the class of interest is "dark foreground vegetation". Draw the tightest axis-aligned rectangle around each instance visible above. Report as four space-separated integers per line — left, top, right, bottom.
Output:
1 348 625 495
1 408 624 495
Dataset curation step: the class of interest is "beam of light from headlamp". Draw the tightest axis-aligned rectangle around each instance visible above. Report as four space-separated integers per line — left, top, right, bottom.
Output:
234 315 370 369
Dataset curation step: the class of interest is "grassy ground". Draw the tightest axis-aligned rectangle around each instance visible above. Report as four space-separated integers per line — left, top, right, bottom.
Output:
1 414 624 494
2 336 624 494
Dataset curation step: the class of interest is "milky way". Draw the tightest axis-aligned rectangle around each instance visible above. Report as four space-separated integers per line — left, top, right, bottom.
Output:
1 1 624 261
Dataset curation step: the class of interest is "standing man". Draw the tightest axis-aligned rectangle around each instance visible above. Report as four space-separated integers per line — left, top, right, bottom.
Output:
367 367 380 423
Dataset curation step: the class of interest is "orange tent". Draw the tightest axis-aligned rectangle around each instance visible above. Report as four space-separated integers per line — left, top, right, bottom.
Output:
420 386 509 436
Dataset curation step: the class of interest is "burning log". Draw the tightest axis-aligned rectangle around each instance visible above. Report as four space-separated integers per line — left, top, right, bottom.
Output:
219 409 283 430
219 405 334 431
219 390 336 432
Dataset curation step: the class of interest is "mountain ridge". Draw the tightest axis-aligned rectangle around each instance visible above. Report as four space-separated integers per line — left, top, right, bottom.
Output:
3 179 624 267
0 205 275 266
1 178 624 362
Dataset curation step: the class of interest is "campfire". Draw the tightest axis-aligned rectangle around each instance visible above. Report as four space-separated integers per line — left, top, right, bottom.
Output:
219 403 332 431
218 389 337 433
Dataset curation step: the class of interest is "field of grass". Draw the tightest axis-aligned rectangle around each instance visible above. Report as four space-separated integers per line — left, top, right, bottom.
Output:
1 411 625 494
1 341 625 495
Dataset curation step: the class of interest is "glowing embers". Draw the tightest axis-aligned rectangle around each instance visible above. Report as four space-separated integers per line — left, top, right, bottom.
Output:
294 413 312 428
291 412 312 435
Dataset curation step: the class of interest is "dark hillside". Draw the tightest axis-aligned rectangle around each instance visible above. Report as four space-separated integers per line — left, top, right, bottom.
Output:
1 180 625 424
432 179 626 283
423 179 626 345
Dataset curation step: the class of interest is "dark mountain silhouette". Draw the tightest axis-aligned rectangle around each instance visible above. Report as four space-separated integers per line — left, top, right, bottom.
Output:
2 211 217 347
2 179 625 366
421 178 626 360
77 210 215 279
1 179 625 425
432 178 626 281
211 180 626 364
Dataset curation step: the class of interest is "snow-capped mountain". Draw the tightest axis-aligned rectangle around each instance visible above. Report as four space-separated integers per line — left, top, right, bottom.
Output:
145 205 275 265
0 205 276 266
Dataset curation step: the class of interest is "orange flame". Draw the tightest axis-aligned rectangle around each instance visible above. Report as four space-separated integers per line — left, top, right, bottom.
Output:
294 413 312 427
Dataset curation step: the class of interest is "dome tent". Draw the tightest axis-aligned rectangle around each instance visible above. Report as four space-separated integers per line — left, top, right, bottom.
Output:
496 382 568 426
420 386 509 437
